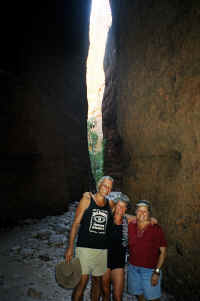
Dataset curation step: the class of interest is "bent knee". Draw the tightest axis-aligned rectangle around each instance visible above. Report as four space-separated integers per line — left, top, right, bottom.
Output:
113 289 123 301
101 281 110 296
113 294 122 301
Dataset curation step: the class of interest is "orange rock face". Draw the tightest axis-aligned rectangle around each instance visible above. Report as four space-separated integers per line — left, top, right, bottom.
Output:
103 0 200 299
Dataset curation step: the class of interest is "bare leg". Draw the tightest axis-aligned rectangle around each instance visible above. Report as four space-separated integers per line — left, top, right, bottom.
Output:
91 276 102 301
72 274 89 301
102 268 111 301
111 268 124 301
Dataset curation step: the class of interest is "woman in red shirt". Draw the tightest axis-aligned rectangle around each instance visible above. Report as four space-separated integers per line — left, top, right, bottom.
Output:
128 200 167 301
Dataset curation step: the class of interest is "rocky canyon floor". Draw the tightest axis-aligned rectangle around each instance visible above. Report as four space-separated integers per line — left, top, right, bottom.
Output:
0 202 176 301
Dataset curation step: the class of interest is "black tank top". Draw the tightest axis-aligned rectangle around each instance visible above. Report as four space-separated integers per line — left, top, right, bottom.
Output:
77 196 112 249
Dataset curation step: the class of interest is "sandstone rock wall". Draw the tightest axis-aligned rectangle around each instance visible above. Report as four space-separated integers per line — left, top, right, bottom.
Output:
103 0 200 298
0 0 94 225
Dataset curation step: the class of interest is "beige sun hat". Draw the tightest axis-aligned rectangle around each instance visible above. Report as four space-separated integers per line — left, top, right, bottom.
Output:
55 257 82 289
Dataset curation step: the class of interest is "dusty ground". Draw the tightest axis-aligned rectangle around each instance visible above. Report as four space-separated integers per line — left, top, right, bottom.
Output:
0 202 175 301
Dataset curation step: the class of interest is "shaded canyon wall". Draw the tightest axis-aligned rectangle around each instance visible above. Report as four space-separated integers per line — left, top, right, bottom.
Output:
0 0 93 225
103 0 200 299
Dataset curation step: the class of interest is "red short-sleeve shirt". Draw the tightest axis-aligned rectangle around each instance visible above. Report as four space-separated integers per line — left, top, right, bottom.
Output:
128 222 167 268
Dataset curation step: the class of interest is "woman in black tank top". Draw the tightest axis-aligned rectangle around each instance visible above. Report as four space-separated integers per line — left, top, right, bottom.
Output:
102 192 131 301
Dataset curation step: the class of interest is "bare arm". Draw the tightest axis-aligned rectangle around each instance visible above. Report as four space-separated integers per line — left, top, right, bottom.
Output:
126 214 136 223
156 246 167 269
108 199 115 211
126 214 158 224
65 196 90 263
151 246 167 286
83 192 91 199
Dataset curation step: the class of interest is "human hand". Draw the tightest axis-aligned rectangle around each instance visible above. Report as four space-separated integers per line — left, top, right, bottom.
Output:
151 272 159 286
126 214 137 224
65 247 73 263
150 217 158 225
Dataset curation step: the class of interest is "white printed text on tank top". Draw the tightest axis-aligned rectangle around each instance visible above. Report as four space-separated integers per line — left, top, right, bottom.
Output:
89 209 108 234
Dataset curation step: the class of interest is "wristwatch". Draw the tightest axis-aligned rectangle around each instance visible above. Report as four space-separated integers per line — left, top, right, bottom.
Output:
153 268 160 275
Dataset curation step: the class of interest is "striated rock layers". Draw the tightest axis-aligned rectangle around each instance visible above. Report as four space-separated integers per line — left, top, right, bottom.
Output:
0 0 94 225
103 0 200 299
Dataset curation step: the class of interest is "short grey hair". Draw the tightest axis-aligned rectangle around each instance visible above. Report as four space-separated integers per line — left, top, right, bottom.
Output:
106 192 130 204
135 200 152 214
97 176 114 191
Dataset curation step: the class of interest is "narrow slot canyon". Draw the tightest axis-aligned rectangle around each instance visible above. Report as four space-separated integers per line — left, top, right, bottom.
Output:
0 1 200 300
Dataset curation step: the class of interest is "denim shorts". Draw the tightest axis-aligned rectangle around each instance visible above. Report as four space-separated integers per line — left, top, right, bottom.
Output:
127 264 162 300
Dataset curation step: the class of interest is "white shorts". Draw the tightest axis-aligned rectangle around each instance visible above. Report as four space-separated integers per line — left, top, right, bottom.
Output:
76 247 107 276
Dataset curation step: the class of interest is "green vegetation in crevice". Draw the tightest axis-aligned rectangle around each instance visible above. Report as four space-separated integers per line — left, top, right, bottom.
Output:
87 118 104 184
